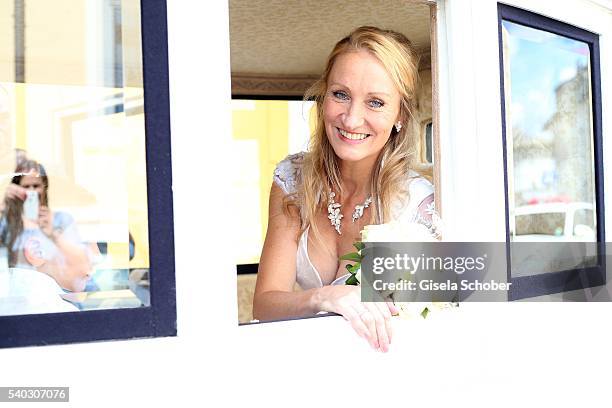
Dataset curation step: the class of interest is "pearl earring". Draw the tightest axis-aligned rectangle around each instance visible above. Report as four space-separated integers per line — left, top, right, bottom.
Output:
394 121 402 133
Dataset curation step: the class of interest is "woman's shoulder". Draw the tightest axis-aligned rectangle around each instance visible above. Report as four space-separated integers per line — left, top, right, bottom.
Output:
52 211 75 229
390 170 434 223
273 152 306 195
406 170 434 199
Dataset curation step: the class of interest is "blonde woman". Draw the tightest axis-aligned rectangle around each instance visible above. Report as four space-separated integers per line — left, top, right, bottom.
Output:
253 26 434 352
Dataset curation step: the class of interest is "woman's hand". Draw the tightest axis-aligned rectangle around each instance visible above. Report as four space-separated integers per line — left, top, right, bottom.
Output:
315 285 399 352
38 206 54 238
5 183 27 201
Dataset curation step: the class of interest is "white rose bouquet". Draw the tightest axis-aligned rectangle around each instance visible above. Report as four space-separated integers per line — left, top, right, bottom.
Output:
341 215 457 319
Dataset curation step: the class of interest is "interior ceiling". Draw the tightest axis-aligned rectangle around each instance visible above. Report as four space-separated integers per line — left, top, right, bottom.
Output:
229 0 432 77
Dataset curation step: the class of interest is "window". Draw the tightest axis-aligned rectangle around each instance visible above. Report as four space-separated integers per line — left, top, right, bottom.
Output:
232 98 314 267
498 4 605 299
0 0 175 348
423 121 433 164
230 0 439 323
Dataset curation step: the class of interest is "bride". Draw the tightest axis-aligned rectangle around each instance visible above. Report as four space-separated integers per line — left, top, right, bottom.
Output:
253 26 434 352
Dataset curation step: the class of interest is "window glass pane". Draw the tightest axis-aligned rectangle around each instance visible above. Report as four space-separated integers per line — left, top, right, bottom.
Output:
0 0 149 315
232 99 314 265
501 20 598 277
425 121 433 164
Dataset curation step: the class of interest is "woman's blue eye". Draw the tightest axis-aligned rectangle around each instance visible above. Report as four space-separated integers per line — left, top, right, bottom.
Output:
369 99 384 108
332 90 349 100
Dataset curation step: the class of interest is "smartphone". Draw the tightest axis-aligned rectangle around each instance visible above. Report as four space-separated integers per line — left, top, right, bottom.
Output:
23 190 39 221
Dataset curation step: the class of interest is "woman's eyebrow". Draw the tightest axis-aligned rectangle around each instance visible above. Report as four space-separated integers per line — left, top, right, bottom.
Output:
368 91 391 97
329 83 391 97
328 82 392 99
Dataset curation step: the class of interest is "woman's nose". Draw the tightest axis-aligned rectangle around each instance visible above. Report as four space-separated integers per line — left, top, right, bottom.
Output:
342 102 365 130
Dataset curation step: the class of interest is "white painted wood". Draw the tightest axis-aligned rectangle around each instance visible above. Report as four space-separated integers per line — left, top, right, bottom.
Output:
1 1 612 407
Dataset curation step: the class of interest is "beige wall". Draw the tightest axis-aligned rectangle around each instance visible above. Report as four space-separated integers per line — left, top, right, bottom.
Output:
0 1 13 83
0 0 148 268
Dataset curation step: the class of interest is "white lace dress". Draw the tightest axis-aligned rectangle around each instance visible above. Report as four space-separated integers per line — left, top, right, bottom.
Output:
273 152 435 290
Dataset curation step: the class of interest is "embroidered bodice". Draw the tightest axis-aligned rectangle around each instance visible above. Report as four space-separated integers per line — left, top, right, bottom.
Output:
273 152 435 289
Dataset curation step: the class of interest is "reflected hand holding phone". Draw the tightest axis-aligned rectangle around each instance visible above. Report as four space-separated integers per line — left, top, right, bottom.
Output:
23 190 39 222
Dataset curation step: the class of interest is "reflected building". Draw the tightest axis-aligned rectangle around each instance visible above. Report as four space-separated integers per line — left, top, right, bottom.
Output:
511 63 593 206
545 64 594 204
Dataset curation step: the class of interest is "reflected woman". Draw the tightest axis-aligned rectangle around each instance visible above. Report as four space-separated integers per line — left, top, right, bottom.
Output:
0 159 91 292
253 27 435 352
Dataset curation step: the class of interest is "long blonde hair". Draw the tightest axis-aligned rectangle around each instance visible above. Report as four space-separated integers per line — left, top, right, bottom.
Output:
290 26 420 243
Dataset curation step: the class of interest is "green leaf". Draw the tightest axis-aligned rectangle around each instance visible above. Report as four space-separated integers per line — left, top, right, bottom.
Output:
420 307 430 319
344 263 360 274
346 274 359 285
339 252 361 262
353 241 365 251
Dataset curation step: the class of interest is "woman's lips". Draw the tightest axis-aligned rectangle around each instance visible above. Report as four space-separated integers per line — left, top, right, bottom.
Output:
336 127 371 144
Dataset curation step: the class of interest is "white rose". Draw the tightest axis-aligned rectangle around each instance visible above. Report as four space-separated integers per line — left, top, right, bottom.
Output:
361 221 437 243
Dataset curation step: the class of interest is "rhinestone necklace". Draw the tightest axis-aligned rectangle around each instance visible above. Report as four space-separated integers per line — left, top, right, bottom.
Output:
327 191 372 235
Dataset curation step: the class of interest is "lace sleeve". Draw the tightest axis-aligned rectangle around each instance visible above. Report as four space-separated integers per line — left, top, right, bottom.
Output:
273 152 304 195
414 193 442 240
394 174 442 239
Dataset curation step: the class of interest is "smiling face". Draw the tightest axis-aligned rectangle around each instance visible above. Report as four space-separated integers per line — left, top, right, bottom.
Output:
18 173 46 204
19 174 44 194
322 50 401 164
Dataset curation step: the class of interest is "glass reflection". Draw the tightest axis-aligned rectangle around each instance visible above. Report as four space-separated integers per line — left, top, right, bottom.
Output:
0 0 149 315
501 20 598 277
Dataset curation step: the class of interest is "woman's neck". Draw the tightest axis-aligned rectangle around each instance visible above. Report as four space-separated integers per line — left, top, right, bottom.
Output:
338 155 377 198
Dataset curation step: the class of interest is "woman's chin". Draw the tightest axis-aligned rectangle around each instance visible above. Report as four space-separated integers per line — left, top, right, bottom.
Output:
330 141 380 164
332 148 370 163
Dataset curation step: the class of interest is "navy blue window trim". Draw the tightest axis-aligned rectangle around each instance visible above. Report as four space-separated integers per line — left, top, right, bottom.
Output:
0 0 176 348
231 94 304 101
497 4 606 300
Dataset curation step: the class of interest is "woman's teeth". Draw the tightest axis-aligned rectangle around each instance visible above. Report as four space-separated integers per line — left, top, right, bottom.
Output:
338 128 369 140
